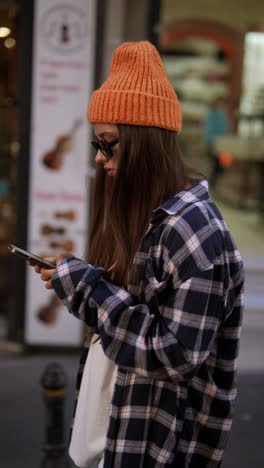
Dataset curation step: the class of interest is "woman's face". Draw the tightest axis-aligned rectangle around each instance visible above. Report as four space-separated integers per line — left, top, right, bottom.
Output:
93 123 120 177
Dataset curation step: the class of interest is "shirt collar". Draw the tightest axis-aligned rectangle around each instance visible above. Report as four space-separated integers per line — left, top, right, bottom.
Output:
151 179 209 222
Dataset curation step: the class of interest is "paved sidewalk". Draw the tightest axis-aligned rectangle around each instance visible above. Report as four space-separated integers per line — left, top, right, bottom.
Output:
0 352 79 468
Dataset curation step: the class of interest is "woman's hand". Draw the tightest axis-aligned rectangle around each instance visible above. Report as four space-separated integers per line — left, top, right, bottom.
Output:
37 259 56 289
28 253 71 289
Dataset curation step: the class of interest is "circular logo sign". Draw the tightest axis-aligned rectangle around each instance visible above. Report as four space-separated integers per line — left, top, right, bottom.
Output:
40 4 88 54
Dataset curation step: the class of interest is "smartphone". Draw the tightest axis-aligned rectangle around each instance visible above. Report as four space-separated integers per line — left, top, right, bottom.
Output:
8 244 56 269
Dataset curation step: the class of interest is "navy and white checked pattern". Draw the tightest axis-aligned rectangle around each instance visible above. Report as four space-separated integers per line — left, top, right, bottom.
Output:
52 180 244 467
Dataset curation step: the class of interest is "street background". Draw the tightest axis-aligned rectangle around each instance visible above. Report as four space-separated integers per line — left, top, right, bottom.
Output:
0 2 264 467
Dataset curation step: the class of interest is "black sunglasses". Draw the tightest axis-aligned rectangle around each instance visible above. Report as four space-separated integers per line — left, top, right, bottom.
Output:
91 138 119 159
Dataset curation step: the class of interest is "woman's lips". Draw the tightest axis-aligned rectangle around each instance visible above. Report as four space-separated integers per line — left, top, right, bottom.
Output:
105 169 116 176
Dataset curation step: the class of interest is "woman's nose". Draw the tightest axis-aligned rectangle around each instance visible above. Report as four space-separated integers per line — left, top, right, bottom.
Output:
95 150 107 164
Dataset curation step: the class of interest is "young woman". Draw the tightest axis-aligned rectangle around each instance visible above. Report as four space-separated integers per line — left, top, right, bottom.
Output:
32 42 244 468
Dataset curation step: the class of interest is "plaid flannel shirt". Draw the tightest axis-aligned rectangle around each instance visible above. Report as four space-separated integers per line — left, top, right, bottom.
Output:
52 180 244 468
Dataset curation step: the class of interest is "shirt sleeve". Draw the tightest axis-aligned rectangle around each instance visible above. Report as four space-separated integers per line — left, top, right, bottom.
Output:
52 255 226 382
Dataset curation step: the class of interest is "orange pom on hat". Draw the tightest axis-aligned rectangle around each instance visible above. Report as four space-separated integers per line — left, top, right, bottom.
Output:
88 41 182 132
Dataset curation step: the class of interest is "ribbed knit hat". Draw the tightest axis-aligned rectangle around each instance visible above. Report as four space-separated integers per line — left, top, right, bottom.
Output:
88 41 182 132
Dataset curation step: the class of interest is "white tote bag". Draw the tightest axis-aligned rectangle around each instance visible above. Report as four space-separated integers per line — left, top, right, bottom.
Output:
69 335 117 468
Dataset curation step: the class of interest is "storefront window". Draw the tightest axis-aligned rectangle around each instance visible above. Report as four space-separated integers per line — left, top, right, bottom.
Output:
239 32 264 137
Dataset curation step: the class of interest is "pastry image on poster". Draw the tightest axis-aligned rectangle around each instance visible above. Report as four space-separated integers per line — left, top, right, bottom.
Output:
42 119 82 170
40 224 66 236
49 239 75 251
54 210 77 221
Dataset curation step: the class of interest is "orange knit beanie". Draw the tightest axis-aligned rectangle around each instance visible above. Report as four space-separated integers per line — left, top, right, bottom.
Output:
88 41 181 132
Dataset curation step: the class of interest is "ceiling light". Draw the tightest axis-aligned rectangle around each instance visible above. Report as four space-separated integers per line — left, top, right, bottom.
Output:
246 32 264 46
0 27 11 38
4 37 16 48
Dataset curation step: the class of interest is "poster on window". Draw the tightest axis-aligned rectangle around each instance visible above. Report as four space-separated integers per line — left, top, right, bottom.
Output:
25 0 96 345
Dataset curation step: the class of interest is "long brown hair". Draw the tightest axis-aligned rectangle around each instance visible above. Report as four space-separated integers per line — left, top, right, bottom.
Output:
88 125 196 286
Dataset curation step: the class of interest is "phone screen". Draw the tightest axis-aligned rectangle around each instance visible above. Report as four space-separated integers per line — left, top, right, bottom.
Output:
8 244 56 269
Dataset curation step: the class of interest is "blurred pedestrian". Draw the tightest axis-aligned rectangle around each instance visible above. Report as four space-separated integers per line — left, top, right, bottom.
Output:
30 41 244 468
202 97 231 189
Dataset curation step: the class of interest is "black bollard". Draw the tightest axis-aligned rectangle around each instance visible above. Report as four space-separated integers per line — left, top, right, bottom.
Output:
40 362 70 468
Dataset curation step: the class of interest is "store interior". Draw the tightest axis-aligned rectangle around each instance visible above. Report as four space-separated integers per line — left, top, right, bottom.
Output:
160 32 264 262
